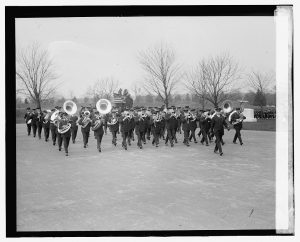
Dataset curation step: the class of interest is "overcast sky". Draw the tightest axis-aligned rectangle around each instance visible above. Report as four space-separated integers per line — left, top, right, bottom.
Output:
16 16 276 98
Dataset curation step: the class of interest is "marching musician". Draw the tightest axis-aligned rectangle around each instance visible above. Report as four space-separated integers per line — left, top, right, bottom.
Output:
78 109 92 148
42 110 50 142
150 110 162 147
176 107 182 134
134 109 147 149
188 108 198 144
129 108 135 142
199 110 210 146
107 110 119 146
159 110 166 140
171 106 179 143
210 107 230 156
181 107 191 146
54 106 63 151
31 108 38 138
57 112 72 156
24 107 32 136
50 108 58 145
91 111 105 152
119 109 131 150
145 109 152 141
69 113 79 144
164 107 178 147
36 107 44 139
229 107 246 145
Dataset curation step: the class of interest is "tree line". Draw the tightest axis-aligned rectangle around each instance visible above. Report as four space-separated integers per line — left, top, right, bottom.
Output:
16 42 276 110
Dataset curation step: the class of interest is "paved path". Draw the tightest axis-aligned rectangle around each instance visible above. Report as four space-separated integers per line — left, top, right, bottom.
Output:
16 124 275 231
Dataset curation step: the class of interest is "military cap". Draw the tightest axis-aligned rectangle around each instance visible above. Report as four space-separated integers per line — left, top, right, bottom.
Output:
26 107 31 110
215 107 222 112
191 108 196 112
236 107 241 111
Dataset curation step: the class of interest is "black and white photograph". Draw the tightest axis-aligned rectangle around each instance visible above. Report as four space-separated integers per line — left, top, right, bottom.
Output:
4 2 295 238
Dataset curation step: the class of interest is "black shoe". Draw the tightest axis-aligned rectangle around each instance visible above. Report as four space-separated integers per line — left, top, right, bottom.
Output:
128 143 131 146
139 146 142 149
206 144 209 146
99 148 101 152
53 142 56 146
222 142 225 145
72 140 75 144
59 148 61 151
233 141 237 144
84 145 86 148
175 140 178 143
147 137 150 140
186 143 190 147
220 152 223 156
143 142 146 145
65 153 68 156
171 143 174 147
33 135 36 138
156 144 159 147
194 141 198 143
214 150 218 154
240 142 243 146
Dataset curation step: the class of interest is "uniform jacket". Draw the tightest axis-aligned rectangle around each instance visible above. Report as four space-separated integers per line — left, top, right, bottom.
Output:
211 114 228 134
78 116 91 132
119 116 131 133
91 118 104 136
108 116 119 132
165 114 178 130
134 116 146 133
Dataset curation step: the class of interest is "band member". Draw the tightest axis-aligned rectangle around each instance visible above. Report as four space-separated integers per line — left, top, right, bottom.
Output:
104 114 109 135
129 109 135 142
176 107 182 134
210 107 230 156
119 110 131 150
78 109 92 148
69 113 79 143
165 108 178 147
91 111 105 152
24 107 32 136
57 112 72 156
42 110 50 142
134 110 147 149
145 109 151 141
229 107 246 145
181 107 191 146
107 111 119 146
150 111 162 147
31 108 38 137
50 108 58 145
36 107 43 139
159 110 166 140
199 110 210 146
188 109 198 143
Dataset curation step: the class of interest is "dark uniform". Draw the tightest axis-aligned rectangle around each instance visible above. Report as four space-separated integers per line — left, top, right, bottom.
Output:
31 109 38 137
108 114 119 146
58 114 72 156
229 109 246 145
91 115 105 152
199 113 210 146
24 109 32 136
150 114 161 147
36 109 43 139
69 115 79 143
181 112 191 146
49 110 57 145
42 111 50 142
188 111 198 143
134 115 147 149
165 112 178 147
78 115 91 148
211 110 229 156
129 113 135 141
119 113 131 150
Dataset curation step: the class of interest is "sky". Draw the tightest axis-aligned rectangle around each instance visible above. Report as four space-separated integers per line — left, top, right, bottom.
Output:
15 16 276 98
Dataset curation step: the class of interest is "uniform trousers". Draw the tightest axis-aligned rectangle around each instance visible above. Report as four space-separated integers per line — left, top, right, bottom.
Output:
214 131 224 153
233 127 243 144
95 133 104 150
136 131 145 147
81 129 90 147
43 126 50 141
183 130 190 145
26 124 31 135
50 126 57 144
122 131 130 148
71 126 78 143
32 124 37 137
200 129 209 145
165 129 176 145
37 123 43 139
189 129 197 142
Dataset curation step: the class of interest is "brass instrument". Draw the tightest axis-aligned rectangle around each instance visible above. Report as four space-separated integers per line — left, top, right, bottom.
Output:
96 99 112 115
91 114 103 131
80 110 91 128
222 100 233 114
57 115 71 134
63 100 77 115
232 113 245 125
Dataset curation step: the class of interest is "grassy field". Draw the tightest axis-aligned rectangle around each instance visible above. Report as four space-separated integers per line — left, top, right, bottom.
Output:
243 119 276 131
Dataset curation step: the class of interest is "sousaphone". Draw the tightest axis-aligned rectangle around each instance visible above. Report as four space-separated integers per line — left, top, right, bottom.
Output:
96 99 112 115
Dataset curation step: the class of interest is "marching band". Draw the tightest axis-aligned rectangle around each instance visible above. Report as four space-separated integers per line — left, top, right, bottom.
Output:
23 99 247 157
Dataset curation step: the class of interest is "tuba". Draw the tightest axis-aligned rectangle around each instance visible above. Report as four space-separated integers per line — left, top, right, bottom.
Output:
222 100 233 114
96 99 112 115
91 114 103 131
63 100 77 115
50 110 60 125
81 110 91 128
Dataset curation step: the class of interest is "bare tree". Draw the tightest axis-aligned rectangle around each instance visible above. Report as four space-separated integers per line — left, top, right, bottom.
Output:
139 43 182 108
87 77 119 104
247 70 275 94
184 64 208 110
16 43 59 108
195 54 240 107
